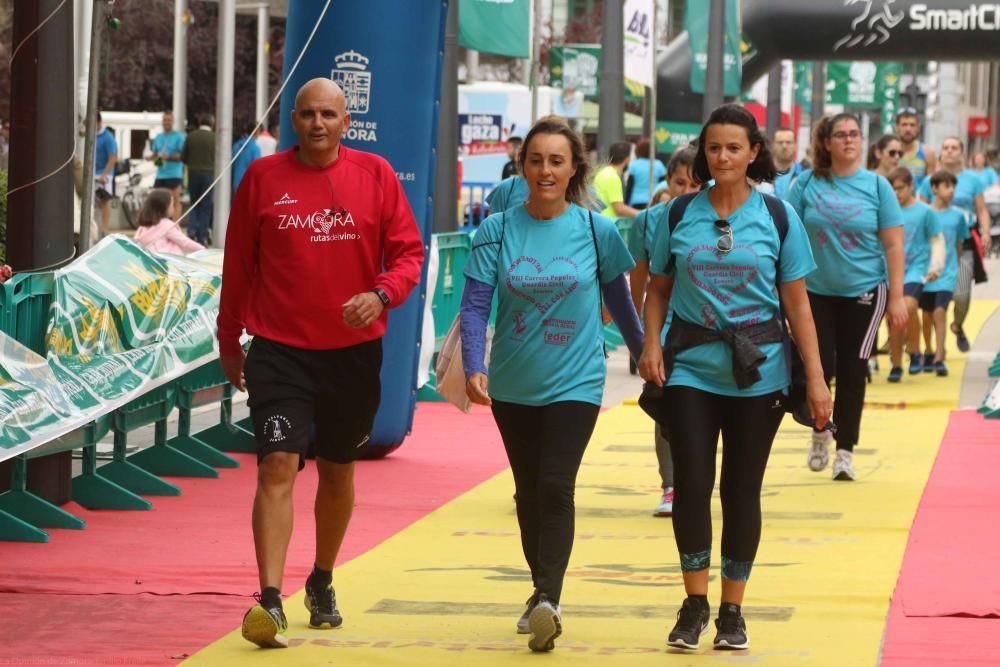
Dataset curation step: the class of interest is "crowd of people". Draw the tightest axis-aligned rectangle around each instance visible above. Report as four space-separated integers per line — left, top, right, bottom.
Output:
454 105 994 653
90 111 280 250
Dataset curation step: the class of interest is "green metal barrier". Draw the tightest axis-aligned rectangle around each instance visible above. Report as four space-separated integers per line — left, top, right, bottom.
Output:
0 272 54 354
431 232 472 343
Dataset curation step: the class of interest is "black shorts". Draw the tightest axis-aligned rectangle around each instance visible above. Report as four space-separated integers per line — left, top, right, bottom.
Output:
154 177 183 189
903 282 923 299
918 290 953 312
244 336 382 468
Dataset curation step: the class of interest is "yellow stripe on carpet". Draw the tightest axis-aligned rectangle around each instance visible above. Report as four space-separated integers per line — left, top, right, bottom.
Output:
186 301 997 665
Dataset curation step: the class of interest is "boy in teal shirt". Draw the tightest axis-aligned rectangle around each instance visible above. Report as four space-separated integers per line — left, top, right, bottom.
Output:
919 171 971 377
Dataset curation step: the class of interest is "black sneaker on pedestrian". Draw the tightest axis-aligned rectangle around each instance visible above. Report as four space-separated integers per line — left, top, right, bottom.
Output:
242 593 289 648
304 577 343 629
667 596 710 650
713 602 749 650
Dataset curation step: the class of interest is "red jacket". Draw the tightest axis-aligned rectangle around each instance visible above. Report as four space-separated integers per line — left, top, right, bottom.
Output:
217 146 425 355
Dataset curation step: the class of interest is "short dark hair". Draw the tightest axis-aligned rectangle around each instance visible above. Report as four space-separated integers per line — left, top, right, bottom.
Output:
666 146 696 178
635 138 652 159
887 166 913 185
607 141 632 165
137 188 173 227
508 136 523 146
810 113 861 180
930 169 957 188
895 107 919 122
518 115 591 206
692 104 777 184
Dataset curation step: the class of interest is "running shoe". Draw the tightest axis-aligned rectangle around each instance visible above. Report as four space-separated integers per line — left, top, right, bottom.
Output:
887 366 903 383
527 595 562 652
908 352 923 375
516 590 540 634
953 324 970 353
304 577 343 629
935 360 948 377
713 602 749 650
807 430 832 472
242 594 289 648
832 449 855 481
923 353 935 373
667 596 710 650
654 487 675 517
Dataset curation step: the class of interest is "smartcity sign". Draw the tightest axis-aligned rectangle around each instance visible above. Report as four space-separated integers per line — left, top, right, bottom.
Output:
909 3 1000 30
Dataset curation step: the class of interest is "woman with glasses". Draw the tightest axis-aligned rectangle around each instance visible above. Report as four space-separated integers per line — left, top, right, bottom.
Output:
867 134 903 179
640 104 830 651
787 113 907 481
460 116 643 653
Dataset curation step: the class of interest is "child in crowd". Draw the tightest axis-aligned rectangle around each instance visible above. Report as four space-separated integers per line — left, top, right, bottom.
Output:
134 188 205 255
887 167 943 381
920 171 971 377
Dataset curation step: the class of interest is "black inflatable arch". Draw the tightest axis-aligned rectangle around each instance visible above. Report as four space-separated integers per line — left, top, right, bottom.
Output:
658 0 1000 123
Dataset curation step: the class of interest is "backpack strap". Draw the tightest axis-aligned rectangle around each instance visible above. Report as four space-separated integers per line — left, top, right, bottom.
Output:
588 210 609 357
761 193 789 286
663 191 699 273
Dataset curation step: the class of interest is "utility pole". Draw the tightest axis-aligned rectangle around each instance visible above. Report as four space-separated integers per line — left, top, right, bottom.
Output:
173 0 188 131
702 0 725 118
433 0 458 232
810 61 826 123
597 0 624 160
530 0 543 123
79 0 107 252
766 62 782 136
212 0 235 247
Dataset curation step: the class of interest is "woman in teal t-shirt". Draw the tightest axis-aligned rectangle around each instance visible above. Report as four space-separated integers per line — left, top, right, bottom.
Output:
786 113 907 482
459 116 643 653
640 104 830 651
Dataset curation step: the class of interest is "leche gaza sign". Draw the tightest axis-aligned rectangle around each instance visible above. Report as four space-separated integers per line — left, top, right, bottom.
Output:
742 0 1000 60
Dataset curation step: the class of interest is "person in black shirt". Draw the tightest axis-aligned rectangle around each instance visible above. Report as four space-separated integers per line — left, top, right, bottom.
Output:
501 136 522 180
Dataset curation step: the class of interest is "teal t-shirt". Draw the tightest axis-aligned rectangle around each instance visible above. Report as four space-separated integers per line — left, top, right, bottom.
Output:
627 201 667 263
786 168 902 297
151 130 185 180
924 207 971 293
900 201 942 285
464 203 635 406
976 166 998 189
485 176 530 213
918 169 985 222
649 189 816 397
626 158 667 206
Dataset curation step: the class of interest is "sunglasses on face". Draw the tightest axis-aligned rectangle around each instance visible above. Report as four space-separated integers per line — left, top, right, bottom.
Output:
831 130 861 141
887 149 903 158
714 219 733 253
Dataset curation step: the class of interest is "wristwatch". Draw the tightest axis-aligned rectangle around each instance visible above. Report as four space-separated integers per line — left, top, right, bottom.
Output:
371 288 390 307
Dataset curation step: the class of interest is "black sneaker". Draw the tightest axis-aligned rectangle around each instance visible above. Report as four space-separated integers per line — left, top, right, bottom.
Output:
713 602 749 650
667 596 710 650
304 577 343 629
242 593 289 648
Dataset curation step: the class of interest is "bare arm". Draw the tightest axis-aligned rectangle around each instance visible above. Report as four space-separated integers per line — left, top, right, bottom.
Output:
611 201 641 219
779 278 832 429
926 233 944 281
975 193 992 251
879 226 908 332
638 273 674 386
924 147 938 175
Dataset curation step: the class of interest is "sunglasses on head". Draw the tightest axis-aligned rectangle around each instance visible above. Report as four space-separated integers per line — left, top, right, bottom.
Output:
714 219 733 253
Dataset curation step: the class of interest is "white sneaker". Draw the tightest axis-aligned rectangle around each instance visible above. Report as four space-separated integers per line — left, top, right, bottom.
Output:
808 430 832 472
527 596 562 652
832 449 855 481
516 591 539 634
653 487 674 517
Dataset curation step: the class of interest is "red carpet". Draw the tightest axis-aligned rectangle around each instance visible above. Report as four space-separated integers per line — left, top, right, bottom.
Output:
2 403 509 665
881 410 1000 665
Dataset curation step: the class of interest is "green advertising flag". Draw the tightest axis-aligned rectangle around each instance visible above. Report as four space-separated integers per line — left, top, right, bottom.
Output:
550 44 644 102
686 0 741 96
655 121 702 154
459 0 530 59
796 60 903 116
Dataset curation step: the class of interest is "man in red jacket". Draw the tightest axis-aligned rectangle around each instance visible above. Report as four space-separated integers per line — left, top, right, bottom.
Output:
217 78 424 649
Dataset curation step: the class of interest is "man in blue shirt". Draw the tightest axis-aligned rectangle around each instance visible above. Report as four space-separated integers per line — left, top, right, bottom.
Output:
231 124 262 196
151 110 186 219
95 111 118 236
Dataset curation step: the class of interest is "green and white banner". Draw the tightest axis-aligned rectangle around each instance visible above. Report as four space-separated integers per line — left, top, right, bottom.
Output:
459 0 530 59
550 44 646 102
655 121 702 154
0 236 224 461
795 60 902 117
686 0 742 97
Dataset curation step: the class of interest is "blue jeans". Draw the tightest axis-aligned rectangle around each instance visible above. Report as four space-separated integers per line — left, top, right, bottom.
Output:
187 171 214 244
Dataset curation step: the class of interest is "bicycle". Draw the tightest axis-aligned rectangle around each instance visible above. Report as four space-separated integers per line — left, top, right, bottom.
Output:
115 158 147 229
